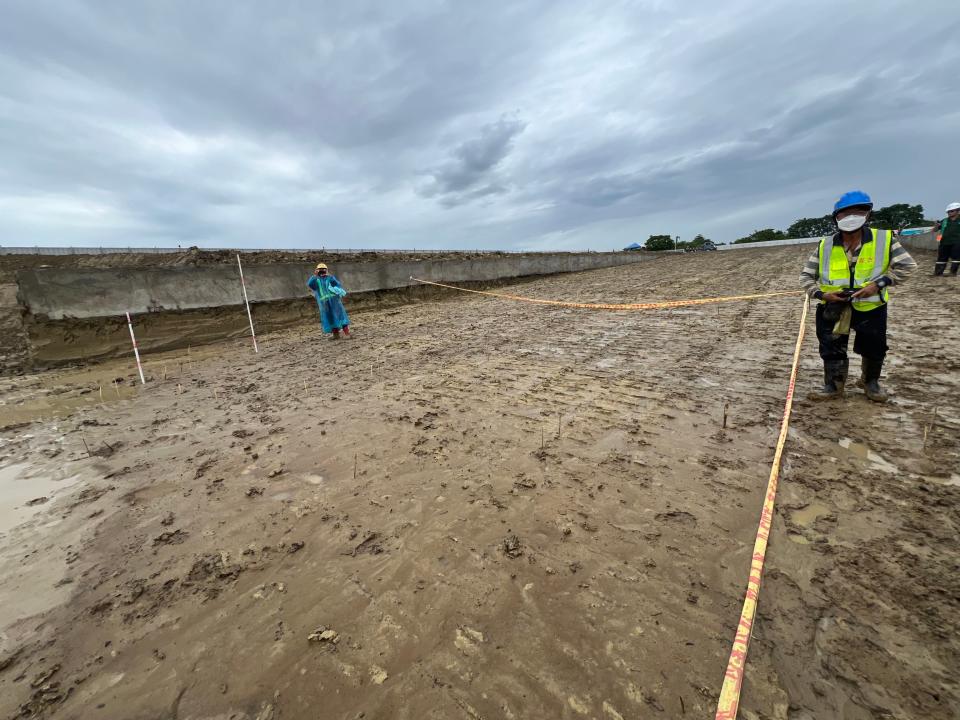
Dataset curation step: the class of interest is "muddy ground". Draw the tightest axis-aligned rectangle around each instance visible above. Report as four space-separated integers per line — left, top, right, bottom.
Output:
0 246 956 720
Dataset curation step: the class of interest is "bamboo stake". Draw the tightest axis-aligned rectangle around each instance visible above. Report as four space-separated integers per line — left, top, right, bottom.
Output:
125 311 146 384
237 253 259 353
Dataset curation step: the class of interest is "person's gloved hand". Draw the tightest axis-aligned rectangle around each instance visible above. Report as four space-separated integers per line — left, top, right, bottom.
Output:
331 286 347 297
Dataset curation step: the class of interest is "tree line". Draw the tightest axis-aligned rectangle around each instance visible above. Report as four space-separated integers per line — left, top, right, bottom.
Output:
641 202 932 250
644 234 712 251
731 203 929 245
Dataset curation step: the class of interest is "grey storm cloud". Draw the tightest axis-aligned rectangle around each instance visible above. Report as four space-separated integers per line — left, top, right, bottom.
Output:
0 0 959 250
420 115 527 205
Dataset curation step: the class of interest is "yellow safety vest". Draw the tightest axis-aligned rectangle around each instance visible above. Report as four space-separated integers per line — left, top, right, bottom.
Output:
818 228 891 312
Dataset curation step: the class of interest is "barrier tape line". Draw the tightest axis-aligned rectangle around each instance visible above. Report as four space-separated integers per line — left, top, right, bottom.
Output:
410 277 801 311
715 294 809 720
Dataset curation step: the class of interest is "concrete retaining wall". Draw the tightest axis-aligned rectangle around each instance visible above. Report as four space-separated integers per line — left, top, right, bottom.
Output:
17 253 654 320
899 230 938 251
718 237 820 250
720 229 940 252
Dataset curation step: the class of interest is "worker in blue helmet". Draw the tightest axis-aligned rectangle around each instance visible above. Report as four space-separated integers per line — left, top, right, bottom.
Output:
799 191 917 402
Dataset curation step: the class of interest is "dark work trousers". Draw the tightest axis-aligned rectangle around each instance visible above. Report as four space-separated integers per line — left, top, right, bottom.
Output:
815 303 888 363
934 243 960 274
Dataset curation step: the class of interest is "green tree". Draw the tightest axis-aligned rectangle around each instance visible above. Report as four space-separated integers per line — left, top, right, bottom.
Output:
688 234 710 248
871 203 925 231
786 215 834 238
733 228 787 244
645 234 675 251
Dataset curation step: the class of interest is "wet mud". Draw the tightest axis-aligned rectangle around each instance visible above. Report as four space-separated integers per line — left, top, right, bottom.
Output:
0 246 956 719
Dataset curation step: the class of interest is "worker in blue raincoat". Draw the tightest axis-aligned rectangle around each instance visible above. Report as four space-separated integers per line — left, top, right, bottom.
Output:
307 263 351 339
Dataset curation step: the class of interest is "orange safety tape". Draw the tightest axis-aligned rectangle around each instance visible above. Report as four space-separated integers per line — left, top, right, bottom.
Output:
410 277 801 310
715 295 809 719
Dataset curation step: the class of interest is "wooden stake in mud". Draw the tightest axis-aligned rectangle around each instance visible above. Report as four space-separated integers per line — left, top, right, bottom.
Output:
541 427 545 450
557 413 562 439
236 253 259 353
98 384 104 402
162 364 167 380
81 435 91 457
113 379 121 398
125 311 146 384
923 405 939 452
722 400 729 429
354 453 358 480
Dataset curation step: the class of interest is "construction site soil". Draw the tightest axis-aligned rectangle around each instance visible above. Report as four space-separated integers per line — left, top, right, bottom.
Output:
0 246 956 720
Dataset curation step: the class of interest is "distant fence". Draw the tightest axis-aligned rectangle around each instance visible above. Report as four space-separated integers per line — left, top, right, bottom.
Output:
719 229 939 252
0 246 548 256
718 237 819 250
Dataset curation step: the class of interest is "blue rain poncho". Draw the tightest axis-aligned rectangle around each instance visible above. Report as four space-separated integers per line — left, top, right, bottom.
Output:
307 274 350 333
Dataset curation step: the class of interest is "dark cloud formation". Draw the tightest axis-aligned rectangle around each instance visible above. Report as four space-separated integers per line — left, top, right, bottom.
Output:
420 115 526 206
1 1 958 250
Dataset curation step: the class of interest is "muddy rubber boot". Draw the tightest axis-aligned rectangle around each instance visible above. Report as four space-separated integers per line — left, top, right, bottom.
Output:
860 357 888 403
808 360 846 400
330 329 341 340
342 325 351 338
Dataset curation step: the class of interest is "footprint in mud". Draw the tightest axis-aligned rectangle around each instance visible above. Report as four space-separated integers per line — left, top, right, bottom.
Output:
654 510 697 525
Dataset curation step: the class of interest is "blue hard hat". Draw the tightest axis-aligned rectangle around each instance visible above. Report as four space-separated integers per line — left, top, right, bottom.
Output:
834 190 873 215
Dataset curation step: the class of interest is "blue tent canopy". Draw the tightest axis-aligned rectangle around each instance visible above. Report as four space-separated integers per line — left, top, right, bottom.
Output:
623 242 643 250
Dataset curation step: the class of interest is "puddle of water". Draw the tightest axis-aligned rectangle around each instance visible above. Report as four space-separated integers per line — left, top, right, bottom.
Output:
0 340 238 428
0 371 139 427
0 462 82 536
838 437 898 473
791 502 831 527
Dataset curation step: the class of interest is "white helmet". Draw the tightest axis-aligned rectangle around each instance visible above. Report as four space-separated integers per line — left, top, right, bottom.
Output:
947 202 960 213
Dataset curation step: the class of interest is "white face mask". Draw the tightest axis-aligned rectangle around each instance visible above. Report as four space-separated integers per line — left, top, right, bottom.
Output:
836 214 867 232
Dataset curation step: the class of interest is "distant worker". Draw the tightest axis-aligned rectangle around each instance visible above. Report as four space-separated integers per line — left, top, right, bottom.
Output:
307 263 351 339
800 190 917 402
934 202 960 276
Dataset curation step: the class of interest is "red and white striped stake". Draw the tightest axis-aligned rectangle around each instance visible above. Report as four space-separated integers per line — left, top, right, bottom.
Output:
236 253 259 353
125 311 146 385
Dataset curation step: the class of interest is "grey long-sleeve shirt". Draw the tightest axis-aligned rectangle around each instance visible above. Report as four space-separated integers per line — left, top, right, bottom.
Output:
799 229 917 299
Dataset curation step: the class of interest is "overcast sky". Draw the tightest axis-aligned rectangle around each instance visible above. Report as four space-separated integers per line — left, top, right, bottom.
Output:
1 1 958 250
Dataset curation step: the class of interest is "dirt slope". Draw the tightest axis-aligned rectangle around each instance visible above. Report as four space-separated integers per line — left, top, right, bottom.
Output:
0 246 956 720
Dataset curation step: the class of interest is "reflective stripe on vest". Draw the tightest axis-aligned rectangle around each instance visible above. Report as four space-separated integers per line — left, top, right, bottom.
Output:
818 229 891 311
